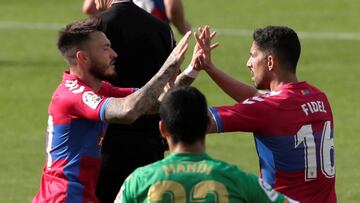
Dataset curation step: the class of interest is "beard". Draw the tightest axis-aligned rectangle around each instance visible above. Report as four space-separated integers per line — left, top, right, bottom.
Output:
89 60 117 82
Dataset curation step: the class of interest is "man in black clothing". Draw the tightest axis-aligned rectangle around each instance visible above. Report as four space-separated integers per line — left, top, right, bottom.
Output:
96 0 175 202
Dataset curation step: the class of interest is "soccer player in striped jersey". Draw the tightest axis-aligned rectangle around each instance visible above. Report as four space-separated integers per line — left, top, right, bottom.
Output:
116 86 297 203
32 17 191 203
194 26 336 202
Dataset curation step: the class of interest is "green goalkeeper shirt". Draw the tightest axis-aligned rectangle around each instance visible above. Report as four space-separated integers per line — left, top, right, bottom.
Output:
115 152 296 203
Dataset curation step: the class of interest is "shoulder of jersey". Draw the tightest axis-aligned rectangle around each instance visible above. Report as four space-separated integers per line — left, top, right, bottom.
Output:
63 79 86 94
242 91 282 105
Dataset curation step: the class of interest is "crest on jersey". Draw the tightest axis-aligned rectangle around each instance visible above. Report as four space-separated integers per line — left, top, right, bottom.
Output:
82 91 102 110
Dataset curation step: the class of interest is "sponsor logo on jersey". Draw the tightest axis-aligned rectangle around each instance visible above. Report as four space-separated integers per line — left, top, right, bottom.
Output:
65 79 85 94
82 91 102 110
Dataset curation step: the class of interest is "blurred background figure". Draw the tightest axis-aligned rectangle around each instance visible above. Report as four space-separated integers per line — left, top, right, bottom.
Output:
95 0 176 202
133 0 191 35
82 0 112 14
82 0 191 35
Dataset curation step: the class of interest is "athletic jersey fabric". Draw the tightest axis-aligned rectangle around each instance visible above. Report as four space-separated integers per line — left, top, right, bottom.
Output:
116 152 296 203
133 0 169 23
32 72 135 203
210 82 336 202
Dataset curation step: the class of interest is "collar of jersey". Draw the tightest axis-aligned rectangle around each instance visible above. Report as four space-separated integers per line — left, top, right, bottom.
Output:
275 81 307 91
166 152 211 162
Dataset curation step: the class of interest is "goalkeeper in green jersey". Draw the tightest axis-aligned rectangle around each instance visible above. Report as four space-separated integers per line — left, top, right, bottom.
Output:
115 86 298 203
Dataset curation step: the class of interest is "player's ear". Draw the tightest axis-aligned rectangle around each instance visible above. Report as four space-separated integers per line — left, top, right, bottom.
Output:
76 50 90 65
266 54 276 71
159 120 169 139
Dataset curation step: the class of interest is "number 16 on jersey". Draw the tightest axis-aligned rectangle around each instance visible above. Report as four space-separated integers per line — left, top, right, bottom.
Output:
295 121 335 181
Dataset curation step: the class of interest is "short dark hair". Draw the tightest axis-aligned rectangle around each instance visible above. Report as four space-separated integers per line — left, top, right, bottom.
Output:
253 26 301 73
57 17 101 66
159 87 209 145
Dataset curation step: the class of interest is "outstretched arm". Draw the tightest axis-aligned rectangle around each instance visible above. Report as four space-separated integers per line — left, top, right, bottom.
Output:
195 26 257 102
204 63 257 102
104 32 191 123
164 0 191 35
82 0 112 15
82 0 98 15
174 27 219 87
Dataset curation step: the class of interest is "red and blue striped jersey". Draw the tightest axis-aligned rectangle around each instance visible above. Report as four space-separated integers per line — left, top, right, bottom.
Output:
209 82 336 203
32 72 135 203
134 0 169 23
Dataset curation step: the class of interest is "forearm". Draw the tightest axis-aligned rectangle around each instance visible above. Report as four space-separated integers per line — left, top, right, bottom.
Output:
82 0 98 15
104 54 179 123
206 64 257 102
164 0 191 35
174 72 195 87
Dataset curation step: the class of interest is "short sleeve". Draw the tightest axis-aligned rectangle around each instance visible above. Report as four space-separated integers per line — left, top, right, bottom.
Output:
114 172 139 203
244 174 291 203
67 90 110 122
209 95 274 133
99 81 136 97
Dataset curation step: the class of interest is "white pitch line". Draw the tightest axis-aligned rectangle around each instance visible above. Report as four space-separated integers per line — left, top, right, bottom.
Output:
1 21 360 41
214 28 360 41
0 21 63 30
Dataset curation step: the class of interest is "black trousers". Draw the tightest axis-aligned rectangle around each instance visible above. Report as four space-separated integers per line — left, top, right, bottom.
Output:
96 130 165 203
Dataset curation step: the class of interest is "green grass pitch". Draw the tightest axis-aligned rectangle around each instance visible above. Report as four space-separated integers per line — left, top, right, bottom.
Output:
0 0 359 202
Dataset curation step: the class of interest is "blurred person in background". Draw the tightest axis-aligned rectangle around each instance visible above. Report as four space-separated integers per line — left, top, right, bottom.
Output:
94 0 197 202
82 0 191 35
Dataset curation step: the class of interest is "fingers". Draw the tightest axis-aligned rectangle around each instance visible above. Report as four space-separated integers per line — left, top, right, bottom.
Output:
210 31 217 40
210 42 220 50
194 32 207 51
178 43 189 58
179 31 192 45
195 26 216 51
173 31 191 59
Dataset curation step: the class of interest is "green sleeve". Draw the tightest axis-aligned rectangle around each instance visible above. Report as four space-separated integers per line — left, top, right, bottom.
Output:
242 173 289 203
114 174 135 203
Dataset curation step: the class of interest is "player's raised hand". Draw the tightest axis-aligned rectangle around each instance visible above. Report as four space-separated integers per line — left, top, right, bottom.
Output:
193 26 219 71
190 26 206 70
170 31 191 66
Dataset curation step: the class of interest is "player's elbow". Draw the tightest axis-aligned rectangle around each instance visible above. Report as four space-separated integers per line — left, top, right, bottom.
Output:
104 98 141 124
105 108 139 124
120 108 140 124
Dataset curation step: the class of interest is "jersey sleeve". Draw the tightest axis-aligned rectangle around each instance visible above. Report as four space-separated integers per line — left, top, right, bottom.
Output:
114 171 141 203
243 173 298 203
99 81 137 97
209 95 274 133
114 180 131 203
64 90 110 122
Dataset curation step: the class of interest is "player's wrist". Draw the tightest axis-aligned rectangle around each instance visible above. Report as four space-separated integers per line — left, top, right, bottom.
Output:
184 64 199 79
204 63 215 74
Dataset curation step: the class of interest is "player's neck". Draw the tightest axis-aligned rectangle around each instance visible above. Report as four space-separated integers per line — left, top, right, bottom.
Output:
69 67 102 91
270 72 298 91
171 141 206 154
